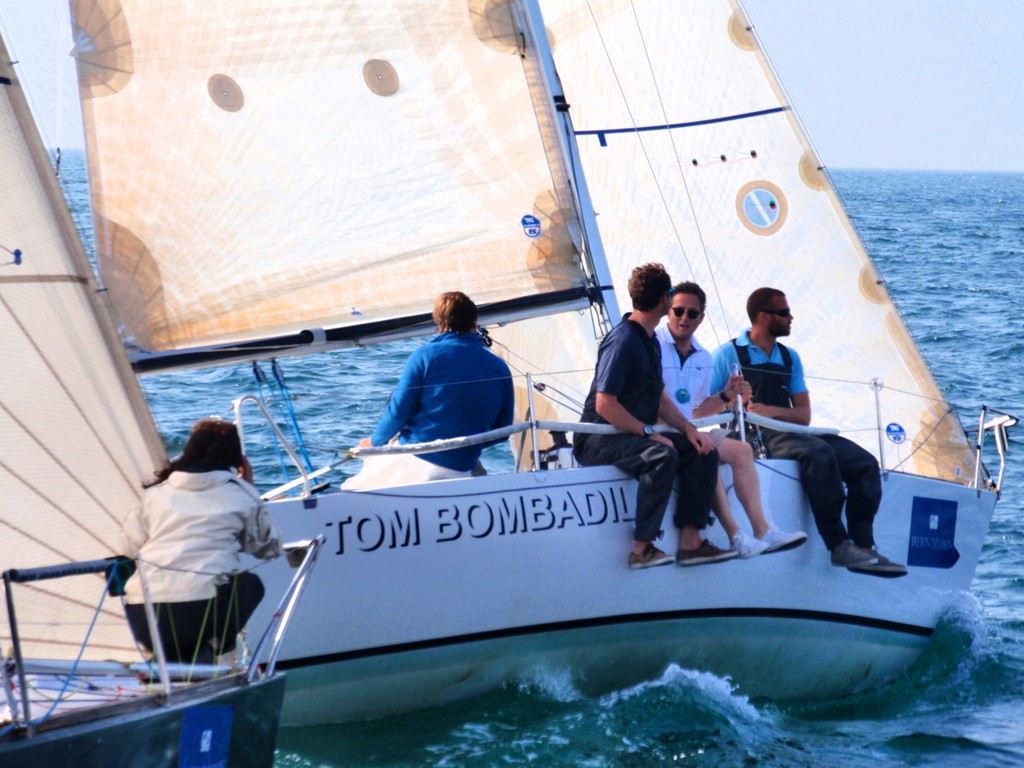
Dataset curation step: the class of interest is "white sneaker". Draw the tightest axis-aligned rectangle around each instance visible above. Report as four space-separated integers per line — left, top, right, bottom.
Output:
760 528 808 553
731 531 770 558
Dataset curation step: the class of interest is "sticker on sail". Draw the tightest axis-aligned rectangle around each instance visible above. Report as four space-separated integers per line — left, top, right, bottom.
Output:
885 423 907 444
521 215 542 238
907 497 960 569
735 180 787 236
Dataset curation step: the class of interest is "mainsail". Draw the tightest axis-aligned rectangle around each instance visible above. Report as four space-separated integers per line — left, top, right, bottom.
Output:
71 0 597 365
0 32 165 659
506 0 972 482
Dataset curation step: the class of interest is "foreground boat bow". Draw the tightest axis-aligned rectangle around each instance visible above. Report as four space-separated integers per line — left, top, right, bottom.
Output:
1 540 323 766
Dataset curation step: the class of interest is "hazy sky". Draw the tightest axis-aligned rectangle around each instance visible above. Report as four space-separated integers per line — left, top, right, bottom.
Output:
742 0 1024 172
2 1 1022 172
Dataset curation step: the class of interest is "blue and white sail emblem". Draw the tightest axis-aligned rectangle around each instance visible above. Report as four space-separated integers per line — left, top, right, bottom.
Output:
521 215 541 238
885 423 907 444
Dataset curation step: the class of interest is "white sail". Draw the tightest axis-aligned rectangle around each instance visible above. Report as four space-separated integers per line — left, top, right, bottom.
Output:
70 0 594 360
0 34 165 660
521 0 972 482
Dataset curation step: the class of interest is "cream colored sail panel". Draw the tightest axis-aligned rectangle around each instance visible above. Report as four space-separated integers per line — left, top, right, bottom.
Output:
540 0 971 481
1 39 164 659
491 308 602 469
72 0 586 352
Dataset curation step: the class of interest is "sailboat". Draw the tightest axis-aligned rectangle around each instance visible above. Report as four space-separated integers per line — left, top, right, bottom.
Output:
7 0 1013 726
0 546 322 767
0 14 320 764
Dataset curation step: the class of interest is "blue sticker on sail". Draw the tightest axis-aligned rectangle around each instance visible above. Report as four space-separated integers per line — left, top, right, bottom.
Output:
885 423 907 444
907 497 959 569
741 188 780 228
521 215 541 238
179 705 234 768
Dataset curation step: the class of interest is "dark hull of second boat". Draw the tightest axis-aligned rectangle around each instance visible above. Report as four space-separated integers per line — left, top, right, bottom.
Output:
0 671 286 768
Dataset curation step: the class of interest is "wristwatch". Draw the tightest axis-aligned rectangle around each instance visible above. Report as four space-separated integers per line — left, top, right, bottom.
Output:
643 424 655 436
719 390 730 402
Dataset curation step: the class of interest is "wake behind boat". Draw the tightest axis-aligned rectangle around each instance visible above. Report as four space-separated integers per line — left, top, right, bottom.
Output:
1 0 1014 727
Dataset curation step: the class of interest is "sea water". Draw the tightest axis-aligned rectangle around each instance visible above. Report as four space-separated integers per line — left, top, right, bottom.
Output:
61 157 1024 766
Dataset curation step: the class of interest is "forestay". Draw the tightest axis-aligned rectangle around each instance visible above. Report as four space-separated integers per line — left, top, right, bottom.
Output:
0 33 165 660
71 0 594 361
505 0 972 482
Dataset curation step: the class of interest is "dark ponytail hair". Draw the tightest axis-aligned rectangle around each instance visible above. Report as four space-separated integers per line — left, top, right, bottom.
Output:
146 419 244 487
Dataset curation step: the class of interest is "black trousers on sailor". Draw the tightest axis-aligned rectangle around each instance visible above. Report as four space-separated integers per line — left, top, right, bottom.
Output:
761 430 881 551
125 572 265 664
574 432 718 543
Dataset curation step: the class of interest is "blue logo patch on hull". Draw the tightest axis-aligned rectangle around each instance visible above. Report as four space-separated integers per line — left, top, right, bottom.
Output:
179 705 234 768
907 497 960 568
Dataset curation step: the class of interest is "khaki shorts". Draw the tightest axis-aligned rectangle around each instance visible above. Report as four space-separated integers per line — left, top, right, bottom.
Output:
706 427 731 447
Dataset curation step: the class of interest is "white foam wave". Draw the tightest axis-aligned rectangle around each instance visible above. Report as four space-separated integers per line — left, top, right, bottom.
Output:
514 665 583 703
599 663 764 722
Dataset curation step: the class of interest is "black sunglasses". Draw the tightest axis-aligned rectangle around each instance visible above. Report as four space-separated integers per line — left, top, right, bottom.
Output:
762 308 791 317
671 307 703 319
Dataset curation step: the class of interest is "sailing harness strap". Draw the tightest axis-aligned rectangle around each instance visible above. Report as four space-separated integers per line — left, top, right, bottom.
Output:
732 339 794 458
733 339 794 408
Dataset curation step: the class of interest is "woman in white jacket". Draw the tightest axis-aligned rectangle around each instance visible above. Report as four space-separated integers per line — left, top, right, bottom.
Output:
119 419 282 664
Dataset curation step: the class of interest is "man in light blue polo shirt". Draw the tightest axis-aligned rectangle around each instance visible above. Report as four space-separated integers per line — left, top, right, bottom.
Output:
710 287 906 577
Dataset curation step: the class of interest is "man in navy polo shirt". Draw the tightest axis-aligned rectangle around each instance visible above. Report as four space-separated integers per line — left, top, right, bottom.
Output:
573 263 730 569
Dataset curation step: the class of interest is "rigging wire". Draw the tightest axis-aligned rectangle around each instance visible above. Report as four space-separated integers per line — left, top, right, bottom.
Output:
622 0 734 345
5 567 122 731
582 0 699 280
579 0 742 348
484 333 589 415
251 360 314 475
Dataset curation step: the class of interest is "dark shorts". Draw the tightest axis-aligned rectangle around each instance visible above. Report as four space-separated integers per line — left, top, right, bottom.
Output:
125 571 265 663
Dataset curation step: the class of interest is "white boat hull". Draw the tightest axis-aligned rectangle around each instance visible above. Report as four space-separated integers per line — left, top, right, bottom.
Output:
255 462 994 724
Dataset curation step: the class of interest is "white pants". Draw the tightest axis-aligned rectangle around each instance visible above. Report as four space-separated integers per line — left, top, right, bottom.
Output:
341 453 472 490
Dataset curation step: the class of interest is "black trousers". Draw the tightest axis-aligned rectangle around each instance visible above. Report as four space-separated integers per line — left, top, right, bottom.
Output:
574 432 718 543
761 430 882 551
125 572 265 664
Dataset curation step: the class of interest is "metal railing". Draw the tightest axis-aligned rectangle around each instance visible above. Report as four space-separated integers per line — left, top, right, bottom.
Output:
247 536 324 681
234 395 313 498
2 540 323 733
235 375 1014 499
2 558 133 732
971 407 1017 495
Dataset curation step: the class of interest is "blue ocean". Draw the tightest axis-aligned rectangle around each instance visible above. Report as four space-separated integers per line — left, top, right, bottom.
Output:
61 157 1024 767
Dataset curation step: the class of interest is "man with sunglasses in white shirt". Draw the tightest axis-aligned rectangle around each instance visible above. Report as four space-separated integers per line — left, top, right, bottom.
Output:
709 287 906 576
656 282 807 558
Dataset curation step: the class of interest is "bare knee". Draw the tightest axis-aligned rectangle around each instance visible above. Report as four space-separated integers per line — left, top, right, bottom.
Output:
718 437 753 466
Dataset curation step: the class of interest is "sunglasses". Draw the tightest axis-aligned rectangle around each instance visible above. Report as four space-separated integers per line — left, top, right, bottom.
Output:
762 308 792 317
671 307 703 319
